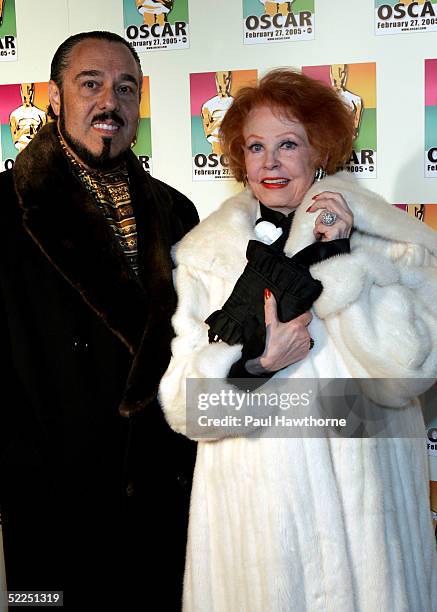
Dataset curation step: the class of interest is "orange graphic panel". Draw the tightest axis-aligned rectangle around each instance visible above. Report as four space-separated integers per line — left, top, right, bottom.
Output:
346 63 376 108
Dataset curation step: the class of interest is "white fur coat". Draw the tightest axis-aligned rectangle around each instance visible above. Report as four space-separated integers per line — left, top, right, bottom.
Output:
159 172 437 612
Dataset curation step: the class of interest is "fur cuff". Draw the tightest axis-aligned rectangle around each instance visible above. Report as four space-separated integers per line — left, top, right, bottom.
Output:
159 343 243 439
311 250 400 319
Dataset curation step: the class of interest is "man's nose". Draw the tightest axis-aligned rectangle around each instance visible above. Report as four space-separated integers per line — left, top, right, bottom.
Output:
97 86 119 111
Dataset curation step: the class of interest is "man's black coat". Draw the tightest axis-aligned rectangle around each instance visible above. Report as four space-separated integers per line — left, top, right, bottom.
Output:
0 123 199 609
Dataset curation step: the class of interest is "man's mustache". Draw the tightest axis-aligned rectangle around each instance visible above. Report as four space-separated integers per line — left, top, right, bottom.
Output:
91 112 125 127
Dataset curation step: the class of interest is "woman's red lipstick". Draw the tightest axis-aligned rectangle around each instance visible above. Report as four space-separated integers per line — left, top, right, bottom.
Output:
261 177 290 189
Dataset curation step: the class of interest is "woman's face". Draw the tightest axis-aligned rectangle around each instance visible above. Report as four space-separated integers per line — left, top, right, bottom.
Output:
243 105 316 213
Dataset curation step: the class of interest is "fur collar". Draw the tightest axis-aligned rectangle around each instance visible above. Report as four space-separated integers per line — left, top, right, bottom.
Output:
175 172 437 279
13 122 178 415
13 122 176 354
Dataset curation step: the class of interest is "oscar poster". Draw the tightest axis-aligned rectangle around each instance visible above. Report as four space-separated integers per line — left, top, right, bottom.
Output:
133 76 153 174
0 0 17 61
123 0 189 52
243 0 315 44
375 0 437 35
190 69 257 181
303 63 377 178
425 59 437 177
0 82 49 172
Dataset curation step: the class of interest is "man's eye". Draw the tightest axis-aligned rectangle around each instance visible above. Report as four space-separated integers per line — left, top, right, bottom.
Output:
84 81 96 89
119 85 133 94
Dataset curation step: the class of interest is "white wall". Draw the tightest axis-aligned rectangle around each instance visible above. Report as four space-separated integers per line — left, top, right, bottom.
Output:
1 0 435 220
0 1 436 602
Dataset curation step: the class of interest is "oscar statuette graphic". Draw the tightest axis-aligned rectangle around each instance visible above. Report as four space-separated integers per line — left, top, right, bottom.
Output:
201 71 234 156
9 83 47 152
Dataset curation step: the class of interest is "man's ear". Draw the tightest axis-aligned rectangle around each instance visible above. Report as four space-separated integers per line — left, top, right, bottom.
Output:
48 80 61 117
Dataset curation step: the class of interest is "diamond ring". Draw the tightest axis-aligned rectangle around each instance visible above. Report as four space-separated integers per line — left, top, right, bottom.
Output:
320 210 337 226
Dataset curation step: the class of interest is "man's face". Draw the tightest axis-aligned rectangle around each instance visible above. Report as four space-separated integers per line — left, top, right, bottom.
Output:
21 83 34 105
50 39 141 169
216 71 232 97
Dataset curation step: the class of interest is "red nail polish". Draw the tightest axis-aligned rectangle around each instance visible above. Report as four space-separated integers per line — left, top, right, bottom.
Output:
306 206 313 212
264 288 271 300
312 195 318 200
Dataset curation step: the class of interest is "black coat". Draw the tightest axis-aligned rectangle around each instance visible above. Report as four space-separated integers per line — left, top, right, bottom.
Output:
0 123 199 610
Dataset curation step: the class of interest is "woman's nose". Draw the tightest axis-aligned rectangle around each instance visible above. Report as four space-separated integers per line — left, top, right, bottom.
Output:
263 149 280 169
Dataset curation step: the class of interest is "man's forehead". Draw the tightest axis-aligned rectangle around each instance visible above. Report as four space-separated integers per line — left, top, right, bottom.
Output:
67 39 139 78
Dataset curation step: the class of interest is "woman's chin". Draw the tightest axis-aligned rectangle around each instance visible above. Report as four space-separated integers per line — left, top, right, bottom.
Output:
261 199 300 213
250 186 302 212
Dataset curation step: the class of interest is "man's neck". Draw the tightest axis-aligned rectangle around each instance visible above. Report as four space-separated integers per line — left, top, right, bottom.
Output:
57 124 125 174
57 125 95 172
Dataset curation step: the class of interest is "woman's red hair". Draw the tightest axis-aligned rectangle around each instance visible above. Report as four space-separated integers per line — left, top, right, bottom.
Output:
220 68 355 182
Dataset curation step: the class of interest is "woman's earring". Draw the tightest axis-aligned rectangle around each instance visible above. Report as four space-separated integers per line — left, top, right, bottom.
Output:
314 167 326 182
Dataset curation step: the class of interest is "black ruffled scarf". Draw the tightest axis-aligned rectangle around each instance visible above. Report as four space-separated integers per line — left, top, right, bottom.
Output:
204 201 350 378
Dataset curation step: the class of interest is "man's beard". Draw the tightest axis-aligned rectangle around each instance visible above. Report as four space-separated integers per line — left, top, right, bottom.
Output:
59 108 130 171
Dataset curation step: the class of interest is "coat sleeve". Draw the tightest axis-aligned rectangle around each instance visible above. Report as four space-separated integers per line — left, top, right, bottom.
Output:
158 264 245 439
157 180 200 242
309 244 437 405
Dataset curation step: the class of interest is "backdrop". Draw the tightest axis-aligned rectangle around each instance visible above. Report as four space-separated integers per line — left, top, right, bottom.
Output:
0 0 436 605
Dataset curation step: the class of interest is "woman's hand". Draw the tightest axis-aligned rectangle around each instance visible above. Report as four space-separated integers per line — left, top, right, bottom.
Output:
245 290 313 375
307 191 353 241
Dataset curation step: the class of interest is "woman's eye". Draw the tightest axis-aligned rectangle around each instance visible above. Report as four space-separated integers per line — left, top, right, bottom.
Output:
281 140 296 150
248 143 263 152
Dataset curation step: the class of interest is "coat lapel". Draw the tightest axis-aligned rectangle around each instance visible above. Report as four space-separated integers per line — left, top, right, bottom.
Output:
119 157 179 415
13 123 151 354
176 174 437 278
13 122 192 416
174 189 258 281
284 172 437 257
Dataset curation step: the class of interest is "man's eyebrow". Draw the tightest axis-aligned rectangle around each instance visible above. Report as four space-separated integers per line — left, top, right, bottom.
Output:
74 70 139 88
74 70 103 80
120 73 139 87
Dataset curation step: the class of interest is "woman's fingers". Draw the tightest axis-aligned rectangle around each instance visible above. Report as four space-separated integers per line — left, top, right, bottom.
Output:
293 311 313 327
307 191 353 220
258 305 313 372
307 191 353 241
308 190 352 212
263 288 278 327
246 302 312 375
314 216 351 240
264 291 312 329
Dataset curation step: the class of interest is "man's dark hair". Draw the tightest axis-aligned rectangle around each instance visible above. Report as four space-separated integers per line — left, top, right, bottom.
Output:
47 31 143 120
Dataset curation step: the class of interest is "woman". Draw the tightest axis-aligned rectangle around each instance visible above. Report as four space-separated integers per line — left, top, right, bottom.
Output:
160 69 437 611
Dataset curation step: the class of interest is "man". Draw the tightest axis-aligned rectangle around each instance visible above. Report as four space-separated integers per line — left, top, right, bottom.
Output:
0 31 198 610
330 64 363 139
136 0 174 27
201 71 233 155
9 82 47 151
